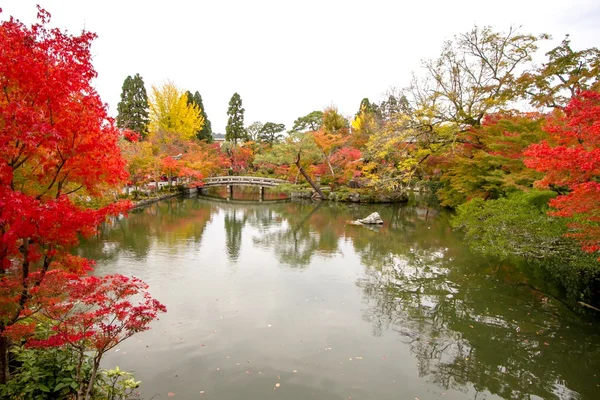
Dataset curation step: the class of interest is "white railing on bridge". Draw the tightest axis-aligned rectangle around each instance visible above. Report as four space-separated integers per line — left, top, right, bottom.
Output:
203 176 288 187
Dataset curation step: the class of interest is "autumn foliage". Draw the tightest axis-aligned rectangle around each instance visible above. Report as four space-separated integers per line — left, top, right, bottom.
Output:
525 91 600 253
0 6 165 390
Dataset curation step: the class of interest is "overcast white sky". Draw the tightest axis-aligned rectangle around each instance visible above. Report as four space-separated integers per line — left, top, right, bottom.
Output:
2 1 599 134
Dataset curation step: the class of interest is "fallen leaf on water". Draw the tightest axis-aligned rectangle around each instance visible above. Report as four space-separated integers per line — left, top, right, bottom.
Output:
544 342 550 346
168 393 175 397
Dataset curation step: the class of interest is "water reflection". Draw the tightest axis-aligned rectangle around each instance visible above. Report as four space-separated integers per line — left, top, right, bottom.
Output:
253 202 325 267
204 185 290 201
224 209 246 261
78 197 600 399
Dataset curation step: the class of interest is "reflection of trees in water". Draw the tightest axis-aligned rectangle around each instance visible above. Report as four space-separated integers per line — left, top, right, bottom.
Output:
78 197 600 399
252 201 446 269
224 209 247 262
78 198 215 262
253 202 324 267
355 214 600 399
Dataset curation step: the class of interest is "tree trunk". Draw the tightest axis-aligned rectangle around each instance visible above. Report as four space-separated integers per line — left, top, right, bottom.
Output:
295 153 327 199
0 334 9 384
326 156 335 177
84 357 101 400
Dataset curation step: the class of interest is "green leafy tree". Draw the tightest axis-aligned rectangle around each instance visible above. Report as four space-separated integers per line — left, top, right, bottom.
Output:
254 131 326 197
291 111 323 132
518 36 600 109
116 73 150 139
246 121 263 142
226 92 246 145
452 191 565 259
186 90 213 142
259 122 286 145
452 191 600 304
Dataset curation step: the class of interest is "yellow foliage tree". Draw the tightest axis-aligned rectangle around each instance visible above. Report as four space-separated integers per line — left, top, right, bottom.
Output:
149 81 204 141
362 114 437 190
350 105 377 148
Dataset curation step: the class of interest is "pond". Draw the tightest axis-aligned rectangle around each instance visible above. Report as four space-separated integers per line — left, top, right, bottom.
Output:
77 194 600 400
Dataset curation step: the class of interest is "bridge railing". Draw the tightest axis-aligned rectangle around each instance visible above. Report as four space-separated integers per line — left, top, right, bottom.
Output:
203 176 288 186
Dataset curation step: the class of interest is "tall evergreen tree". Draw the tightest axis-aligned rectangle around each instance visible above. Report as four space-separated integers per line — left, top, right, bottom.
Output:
116 73 150 139
186 90 213 143
226 92 246 145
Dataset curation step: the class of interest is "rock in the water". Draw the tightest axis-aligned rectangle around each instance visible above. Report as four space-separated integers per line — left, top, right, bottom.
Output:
356 212 383 225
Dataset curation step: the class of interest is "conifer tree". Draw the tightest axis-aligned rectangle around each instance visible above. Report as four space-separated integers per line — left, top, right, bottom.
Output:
186 90 213 142
226 93 246 145
116 73 150 139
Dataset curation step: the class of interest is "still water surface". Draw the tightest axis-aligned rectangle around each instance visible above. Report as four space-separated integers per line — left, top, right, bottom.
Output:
77 194 600 400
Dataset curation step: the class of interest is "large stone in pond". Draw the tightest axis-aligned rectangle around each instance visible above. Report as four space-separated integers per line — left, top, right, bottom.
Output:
357 212 383 225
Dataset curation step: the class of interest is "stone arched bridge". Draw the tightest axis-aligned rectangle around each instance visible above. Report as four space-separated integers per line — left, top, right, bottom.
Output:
202 176 288 188
201 176 289 200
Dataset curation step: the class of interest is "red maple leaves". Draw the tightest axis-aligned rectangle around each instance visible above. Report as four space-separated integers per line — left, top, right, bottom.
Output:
525 91 600 253
0 7 165 386
13 273 167 351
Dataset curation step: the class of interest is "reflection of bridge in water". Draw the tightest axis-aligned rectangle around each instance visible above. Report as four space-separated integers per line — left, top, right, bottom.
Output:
201 176 289 201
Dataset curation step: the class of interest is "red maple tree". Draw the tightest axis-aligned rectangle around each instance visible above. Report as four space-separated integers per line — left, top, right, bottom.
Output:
0 6 164 386
524 91 600 253
3 272 166 399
